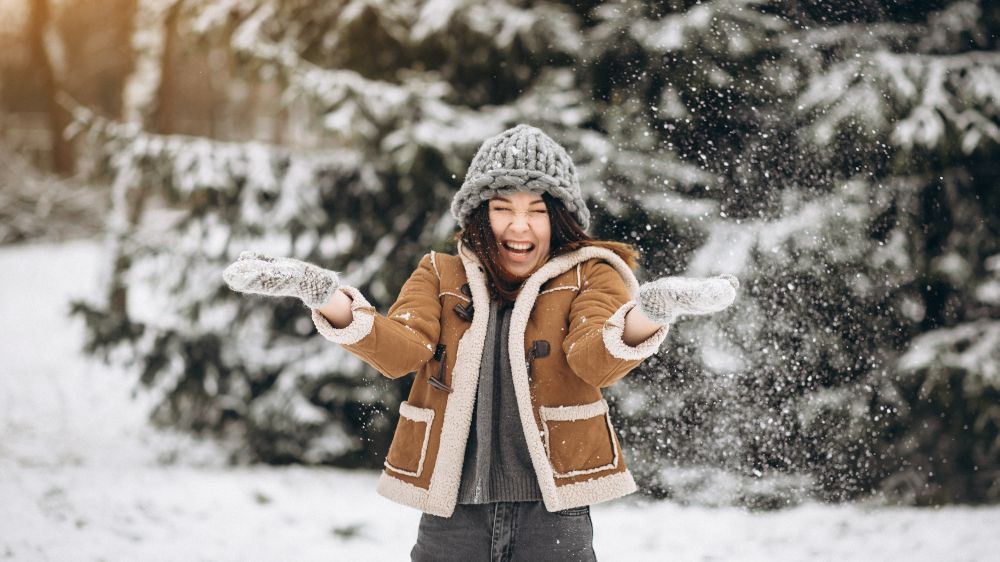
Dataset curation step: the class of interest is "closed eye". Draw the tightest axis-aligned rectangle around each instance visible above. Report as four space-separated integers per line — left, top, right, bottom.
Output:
490 205 545 214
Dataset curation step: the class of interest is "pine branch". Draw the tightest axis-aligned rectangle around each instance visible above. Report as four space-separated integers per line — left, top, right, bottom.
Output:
798 50 1000 152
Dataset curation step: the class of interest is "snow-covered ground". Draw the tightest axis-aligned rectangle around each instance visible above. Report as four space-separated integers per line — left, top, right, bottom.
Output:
2 239 998 562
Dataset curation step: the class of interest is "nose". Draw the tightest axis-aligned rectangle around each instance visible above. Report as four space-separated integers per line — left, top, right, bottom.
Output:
509 210 530 231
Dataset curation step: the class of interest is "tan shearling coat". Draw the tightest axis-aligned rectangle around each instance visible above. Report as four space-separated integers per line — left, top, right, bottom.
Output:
310 241 669 517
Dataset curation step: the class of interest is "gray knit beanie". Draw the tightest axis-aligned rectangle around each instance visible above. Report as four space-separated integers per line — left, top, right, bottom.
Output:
451 124 590 230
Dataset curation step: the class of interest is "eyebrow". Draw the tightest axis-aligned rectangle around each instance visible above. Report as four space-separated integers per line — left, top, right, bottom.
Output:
493 196 546 205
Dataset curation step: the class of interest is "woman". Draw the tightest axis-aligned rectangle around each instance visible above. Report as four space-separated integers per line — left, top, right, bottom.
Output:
223 124 738 560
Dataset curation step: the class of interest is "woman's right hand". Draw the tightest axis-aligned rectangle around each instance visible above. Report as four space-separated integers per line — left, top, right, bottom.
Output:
222 251 341 309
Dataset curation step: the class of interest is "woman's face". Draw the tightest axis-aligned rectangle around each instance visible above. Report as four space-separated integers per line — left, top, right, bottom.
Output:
488 191 552 278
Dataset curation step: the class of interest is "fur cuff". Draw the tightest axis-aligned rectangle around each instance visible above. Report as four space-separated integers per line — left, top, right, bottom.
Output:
602 301 669 360
310 286 375 345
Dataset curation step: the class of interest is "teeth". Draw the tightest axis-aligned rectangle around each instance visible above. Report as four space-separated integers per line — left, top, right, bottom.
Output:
505 242 534 251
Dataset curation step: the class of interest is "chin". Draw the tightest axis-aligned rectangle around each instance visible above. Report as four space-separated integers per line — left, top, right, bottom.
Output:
506 260 539 278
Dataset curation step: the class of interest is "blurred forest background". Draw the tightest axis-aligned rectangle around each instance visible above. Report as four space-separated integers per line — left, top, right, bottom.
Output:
2 0 998 510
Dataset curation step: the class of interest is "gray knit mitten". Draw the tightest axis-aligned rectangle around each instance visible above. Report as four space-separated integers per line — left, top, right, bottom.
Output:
638 274 739 324
222 251 340 309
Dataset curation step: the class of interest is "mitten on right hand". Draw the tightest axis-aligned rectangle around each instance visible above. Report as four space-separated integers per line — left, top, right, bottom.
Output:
222 251 341 309
638 274 739 325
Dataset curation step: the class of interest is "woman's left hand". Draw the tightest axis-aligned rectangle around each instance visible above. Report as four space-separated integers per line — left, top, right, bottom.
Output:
637 274 739 325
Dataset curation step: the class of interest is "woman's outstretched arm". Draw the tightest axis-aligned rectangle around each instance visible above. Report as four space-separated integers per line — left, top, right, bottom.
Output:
222 249 440 377
309 253 442 378
563 261 670 388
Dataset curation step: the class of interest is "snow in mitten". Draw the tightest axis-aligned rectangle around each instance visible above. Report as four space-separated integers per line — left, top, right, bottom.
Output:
222 251 341 309
638 274 739 324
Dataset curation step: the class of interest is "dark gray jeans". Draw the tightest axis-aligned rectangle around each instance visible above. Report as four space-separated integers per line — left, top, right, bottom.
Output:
410 501 597 562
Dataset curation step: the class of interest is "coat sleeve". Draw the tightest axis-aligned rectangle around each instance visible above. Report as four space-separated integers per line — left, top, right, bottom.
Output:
563 260 669 388
310 253 441 378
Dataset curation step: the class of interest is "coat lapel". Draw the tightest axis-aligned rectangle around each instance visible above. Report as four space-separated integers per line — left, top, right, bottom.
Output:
421 242 493 516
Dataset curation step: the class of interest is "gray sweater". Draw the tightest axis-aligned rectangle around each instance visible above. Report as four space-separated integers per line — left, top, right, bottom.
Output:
457 298 543 504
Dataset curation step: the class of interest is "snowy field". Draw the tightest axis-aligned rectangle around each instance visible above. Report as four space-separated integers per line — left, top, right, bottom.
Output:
2 238 999 562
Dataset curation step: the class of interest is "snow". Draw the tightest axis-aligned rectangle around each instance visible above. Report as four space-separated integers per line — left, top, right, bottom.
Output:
411 0 465 42
3 238 1000 561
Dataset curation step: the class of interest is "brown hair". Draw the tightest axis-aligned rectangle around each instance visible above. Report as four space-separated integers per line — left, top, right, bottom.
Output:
456 192 639 303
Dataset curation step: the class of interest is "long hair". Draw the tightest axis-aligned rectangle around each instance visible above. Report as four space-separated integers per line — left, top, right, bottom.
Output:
456 192 639 303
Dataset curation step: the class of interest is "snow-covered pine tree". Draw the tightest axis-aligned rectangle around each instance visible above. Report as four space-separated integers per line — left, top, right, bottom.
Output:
588 0 1000 506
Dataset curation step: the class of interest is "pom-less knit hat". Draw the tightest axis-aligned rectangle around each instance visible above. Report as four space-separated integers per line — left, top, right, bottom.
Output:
451 124 591 230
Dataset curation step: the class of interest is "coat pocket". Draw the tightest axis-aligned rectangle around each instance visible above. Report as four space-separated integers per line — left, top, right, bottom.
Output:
539 398 619 478
384 401 435 478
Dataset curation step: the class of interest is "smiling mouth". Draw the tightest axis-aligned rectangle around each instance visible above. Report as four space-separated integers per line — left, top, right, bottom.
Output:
502 241 535 255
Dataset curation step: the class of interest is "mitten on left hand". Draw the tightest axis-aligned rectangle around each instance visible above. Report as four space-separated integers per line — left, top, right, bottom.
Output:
222 251 341 309
638 274 739 324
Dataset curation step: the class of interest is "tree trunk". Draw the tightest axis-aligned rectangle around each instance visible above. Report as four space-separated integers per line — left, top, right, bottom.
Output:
26 0 74 175
153 0 182 134
104 0 182 318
